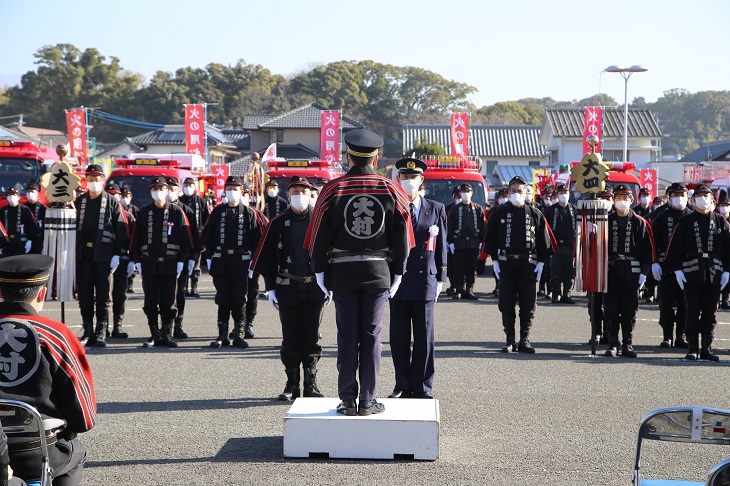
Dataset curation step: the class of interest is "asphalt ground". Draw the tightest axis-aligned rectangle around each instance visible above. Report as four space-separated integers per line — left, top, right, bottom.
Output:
38 269 730 485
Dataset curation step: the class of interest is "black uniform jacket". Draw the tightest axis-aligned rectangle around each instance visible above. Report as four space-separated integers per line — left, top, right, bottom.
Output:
304 164 415 290
446 202 486 250
179 193 210 231
75 192 129 262
264 195 290 221
651 205 693 269
606 209 656 288
665 210 730 288
174 200 201 261
0 205 40 255
200 202 261 276
130 202 192 275
543 202 577 248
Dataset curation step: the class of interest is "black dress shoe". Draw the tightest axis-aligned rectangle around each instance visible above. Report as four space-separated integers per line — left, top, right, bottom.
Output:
336 399 357 416
501 343 516 353
517 341 536 354
461 290 478 300
358 399 385 416
412 391 434 399
388 389 411 398
451 293 461 300
561 295 576 305
674 337 690 349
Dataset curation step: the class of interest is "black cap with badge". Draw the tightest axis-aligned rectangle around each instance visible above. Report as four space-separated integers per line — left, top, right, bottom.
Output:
166 177 179 187
287 175 313 190
509 176 527 186
85 164 105 177
344 129 383 158
395 157 427 175
0 254 53 287
666 182 687 196
225 176 243 188
149 176 167 189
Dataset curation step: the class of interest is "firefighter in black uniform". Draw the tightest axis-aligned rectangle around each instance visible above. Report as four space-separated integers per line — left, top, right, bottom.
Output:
22 183 45 251
201 176 262 349
717 196 730 309
489 188 510 298
105 183 133 339
305 129 413 416
179 177 209 298
665 183 730 361
447 183 486 300
634 187 654 217
484 176 555 353
0 188 39 257
544 184 577 304
241 188 269 339
166 177 199 339
603 184 655 358
651 182 692 348
130 177 192 348
75 165 129 347
263 180 290 221
252 176 325 401
121 187 139 293
444 185 461 296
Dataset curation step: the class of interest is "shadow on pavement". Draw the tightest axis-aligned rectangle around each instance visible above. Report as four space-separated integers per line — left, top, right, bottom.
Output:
98 397 286 414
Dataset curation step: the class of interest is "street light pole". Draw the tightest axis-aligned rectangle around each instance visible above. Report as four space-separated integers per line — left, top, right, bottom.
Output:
604 65 648 162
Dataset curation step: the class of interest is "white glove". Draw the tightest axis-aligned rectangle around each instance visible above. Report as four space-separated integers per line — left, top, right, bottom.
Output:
135 262 143 277
448 243 455 254
110 255 120 273
176 262 184 278
315 272 330 301
24 241 32 253
325 291 333 306
722 272 730 291
389 274 403 298
675 270 686 290
651 263 662 281
534 262 544 282
493 261 501 279
187 259 195 274
638 274 647 290
206 259 212 270
248 269 254 279
435 281 444 302
126 261 136 278
268 290 279 310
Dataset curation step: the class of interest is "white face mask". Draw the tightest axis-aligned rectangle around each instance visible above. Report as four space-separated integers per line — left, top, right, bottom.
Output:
167 191 179 203
509 193 525 207
183 186 196 197
123 197 132 206
654 204 662 209
671 196 687 210
150 190 167 203
614 200 631 212
526 192 534 203
87 181 104 194
309 196 317 208
558 194 569 204
26 191 39 203
454 197 462 205
497 197 508 205
720 206 730 215
226 189 241 204
543 199 552 207
6 195 19 206
640 196 651 205
400 179 420 197
460 192 472 203
694 195 711 210
266 188 278 198
290 194 310 211
241 196 250 207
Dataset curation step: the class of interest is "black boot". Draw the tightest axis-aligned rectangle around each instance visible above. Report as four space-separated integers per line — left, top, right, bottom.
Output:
501 329 516 353
189 277 200 298
685 334 700 360
92 322 107 348
85 322 99 347
462 285 478 300
621 331 637 358
127 276 134 293
232 321 249 349
452 289 463 300
159 321 178 348
78 322 93 345
674 334 689 349
700 335 720 362
244 316 255 339
561 292 575 305
111 315 128 339
303 363 325 397
174 317 188 339
278 368 301 401
210 322 230 348
143 323 162 348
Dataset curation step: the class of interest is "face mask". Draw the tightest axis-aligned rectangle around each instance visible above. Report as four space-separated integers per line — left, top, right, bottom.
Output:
419 190 426 198
614 200 631 212
551 199 558 205
123 197 132 206
241 196 250 207
543 199 552 207
183 186 196 197
640 196 650 205
654 205 662 209
27 191 39 203
671 196 687 210
558 194 569 204
6 196 18 206
150 190 167 203
226 190 241 204
460 192 471 203
400 179 420 196
266 188 278 198
720 206 730 215
88 181 104 193
309 196 317 208
454 197 462 205
526 193 534 203
167 191 179 203
694 196 711 210
290 194 310 211
509 193 525 206
497 197 508 205
315 186 323 193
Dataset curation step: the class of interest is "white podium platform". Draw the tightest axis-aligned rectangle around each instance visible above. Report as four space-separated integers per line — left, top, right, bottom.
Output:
283 397 440 461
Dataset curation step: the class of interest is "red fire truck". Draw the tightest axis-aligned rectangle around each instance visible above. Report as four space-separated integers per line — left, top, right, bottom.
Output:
0 140 60 207
263 158 345 189
107 157 197 208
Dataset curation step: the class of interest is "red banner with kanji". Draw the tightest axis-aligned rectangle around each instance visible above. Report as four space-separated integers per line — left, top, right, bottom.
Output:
185 104 206 156
640 169 657 201
65 109 88 165
450 113 469 156
582 106 603 155
211 164 229 204
320 111 341 163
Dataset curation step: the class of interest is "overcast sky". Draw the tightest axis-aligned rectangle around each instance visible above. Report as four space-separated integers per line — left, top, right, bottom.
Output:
3 0 728 109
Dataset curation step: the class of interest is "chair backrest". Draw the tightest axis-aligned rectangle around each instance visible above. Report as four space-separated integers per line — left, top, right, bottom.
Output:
0 399 52 486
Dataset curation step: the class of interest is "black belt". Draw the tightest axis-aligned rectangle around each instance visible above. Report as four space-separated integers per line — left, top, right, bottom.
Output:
504 254 524 260
609 254 634 261
331 250 389 258
280 271 316 283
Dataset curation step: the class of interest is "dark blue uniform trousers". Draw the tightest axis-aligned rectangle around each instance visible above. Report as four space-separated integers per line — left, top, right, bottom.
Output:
389 299 435 395
333 288 389 401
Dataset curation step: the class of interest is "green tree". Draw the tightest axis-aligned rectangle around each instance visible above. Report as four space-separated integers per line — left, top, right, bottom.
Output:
408 139 445 158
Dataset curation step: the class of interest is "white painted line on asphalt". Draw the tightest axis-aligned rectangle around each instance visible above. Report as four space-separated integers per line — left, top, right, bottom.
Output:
637 318 730 325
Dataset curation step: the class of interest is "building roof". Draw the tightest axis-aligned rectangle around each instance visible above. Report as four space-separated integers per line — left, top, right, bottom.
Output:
490 165 537 187
95 138 145 158
403 124 546 158
679 140 730 163
9 126 66 139
130 125 233 146
542 108 662 139
241 102 364 130
220 129 250 150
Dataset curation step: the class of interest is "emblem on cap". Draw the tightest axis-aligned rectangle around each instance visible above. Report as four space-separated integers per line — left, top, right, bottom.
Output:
407 161 416 170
